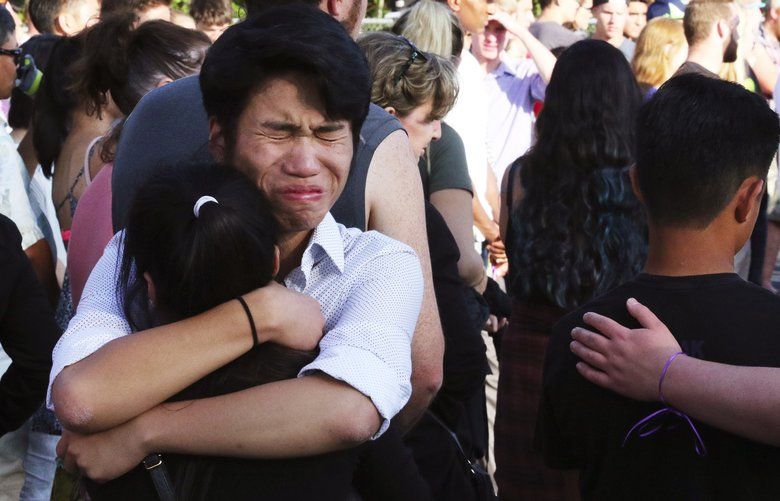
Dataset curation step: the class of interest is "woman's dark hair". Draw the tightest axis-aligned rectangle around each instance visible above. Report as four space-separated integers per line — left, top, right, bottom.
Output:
9 34 59 130
72 13 209 119
510 40 647 310
200 4 370 156
115 162 315 499
70 13 209 162
31 35 82 178
119 163 279 329
27 0 61 34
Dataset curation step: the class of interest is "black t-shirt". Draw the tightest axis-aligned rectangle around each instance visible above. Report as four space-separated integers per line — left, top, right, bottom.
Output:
540 273 780 500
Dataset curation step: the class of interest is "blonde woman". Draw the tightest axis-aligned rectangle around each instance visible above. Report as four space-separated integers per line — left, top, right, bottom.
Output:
631 17 687 96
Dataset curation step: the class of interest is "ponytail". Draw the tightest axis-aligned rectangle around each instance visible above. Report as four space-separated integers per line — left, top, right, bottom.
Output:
71 12 137 118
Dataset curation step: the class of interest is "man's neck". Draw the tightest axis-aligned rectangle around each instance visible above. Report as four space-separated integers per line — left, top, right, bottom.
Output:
537 8 567 25
685 44 724 76
593 31 625 48
276 230 314 280
643 224 737 277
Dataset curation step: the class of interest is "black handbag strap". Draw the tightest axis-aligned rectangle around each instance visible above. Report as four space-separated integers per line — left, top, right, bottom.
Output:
142 453 175 501
426 411 488 476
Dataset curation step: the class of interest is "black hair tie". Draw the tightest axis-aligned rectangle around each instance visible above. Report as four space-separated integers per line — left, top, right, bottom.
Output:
236 296 259 347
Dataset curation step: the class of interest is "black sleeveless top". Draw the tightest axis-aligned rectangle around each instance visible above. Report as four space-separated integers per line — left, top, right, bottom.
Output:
330 104 402 230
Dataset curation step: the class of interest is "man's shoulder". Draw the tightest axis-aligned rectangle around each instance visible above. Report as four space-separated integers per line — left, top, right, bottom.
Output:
130 75 202 116
337 224 418 275
552 284 637 345
359 104 402 149
117 75 208 155
341 224 416 257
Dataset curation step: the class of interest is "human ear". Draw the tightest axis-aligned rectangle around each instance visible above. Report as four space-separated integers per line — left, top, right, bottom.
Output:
384 106 397 116
734 177 764 224
53 13 70 36
716 18 728 40
447 0 462 12
208 117 226 162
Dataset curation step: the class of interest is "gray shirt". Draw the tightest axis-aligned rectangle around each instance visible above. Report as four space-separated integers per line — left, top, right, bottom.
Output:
529 22 586 52
619 38 636 62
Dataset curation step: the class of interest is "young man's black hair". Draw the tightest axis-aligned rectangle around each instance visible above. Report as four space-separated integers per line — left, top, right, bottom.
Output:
636 73 780 228
539 73 780 500
27 0 61 34
200 4 370 154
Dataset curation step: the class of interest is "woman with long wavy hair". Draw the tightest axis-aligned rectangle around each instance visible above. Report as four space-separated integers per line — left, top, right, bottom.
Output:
494 39 647 499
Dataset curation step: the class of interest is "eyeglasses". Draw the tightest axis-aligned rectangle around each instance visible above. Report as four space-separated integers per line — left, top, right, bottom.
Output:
0 48 21 65
393 38 428 86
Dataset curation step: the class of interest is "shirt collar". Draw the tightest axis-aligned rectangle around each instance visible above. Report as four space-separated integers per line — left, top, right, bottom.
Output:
299 212 345 278
495 60 517 77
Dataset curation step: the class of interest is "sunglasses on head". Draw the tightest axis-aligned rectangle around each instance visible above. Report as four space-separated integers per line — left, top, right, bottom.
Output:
393 37 428 86
0 47 21 65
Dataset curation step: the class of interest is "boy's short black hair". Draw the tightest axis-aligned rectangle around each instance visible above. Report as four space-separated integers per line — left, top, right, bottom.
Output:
636 73 780 228
0 7 15 44
27 0 61 34
200 4 370 154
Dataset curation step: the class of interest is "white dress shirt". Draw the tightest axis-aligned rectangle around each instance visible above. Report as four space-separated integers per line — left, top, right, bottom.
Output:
48 213 423 436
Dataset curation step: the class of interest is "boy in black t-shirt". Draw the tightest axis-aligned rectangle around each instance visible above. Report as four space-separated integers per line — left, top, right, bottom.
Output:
539 73 780 500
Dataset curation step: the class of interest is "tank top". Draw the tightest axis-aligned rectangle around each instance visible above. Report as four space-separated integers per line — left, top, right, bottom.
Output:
330 104 402 230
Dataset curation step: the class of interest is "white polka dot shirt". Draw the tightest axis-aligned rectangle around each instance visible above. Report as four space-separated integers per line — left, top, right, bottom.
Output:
48 213 423 437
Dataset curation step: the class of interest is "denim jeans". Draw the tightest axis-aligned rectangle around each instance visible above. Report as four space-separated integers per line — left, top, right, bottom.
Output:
19 432 59 501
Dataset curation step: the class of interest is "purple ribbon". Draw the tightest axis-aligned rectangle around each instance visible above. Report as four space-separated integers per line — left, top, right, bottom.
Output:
623 406 708 457
623 351 707 457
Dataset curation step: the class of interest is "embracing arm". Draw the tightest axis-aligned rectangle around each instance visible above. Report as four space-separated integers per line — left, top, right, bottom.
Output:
365 129 444 433
570 298 780 446
59 247 423 481
60 374 381 482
